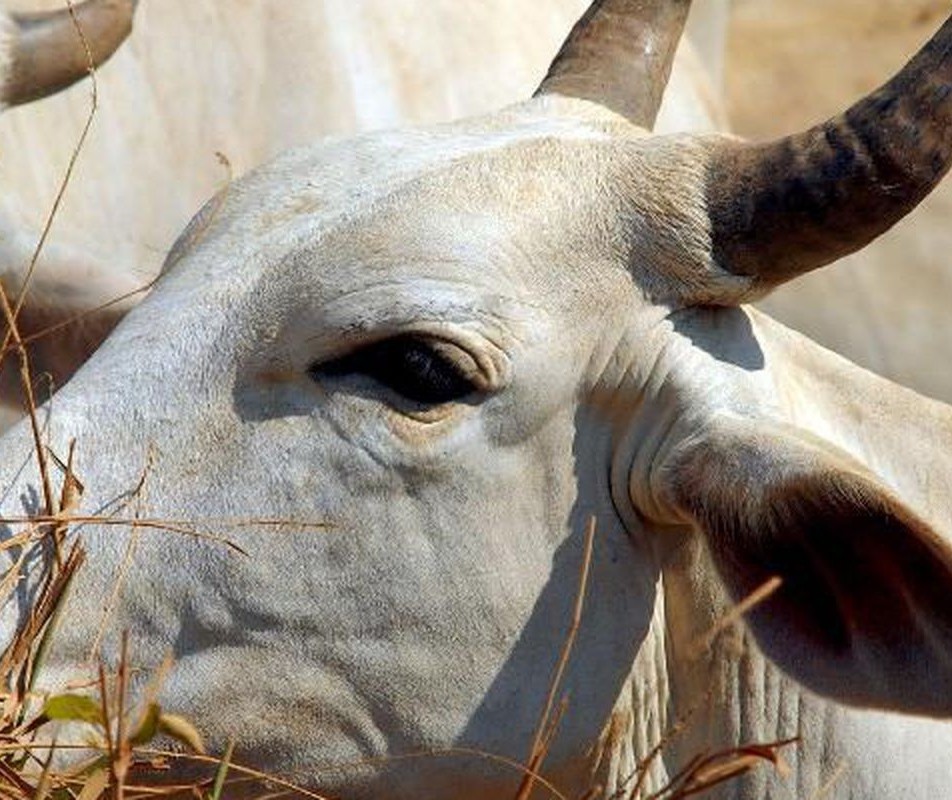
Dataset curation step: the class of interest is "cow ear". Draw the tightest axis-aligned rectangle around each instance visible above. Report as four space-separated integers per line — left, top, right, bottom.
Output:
659 415 952 716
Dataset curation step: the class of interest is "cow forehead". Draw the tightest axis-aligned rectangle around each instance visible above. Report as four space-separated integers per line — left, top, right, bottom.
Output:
170 113 717 317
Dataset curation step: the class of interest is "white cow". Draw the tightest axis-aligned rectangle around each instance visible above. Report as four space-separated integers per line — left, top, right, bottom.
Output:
6 1 952 799
0 0 725 416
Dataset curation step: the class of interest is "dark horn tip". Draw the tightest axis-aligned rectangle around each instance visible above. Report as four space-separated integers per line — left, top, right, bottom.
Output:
708 12 952 287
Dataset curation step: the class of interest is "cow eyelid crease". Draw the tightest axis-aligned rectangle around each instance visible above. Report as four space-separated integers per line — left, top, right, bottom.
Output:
310 334 482 406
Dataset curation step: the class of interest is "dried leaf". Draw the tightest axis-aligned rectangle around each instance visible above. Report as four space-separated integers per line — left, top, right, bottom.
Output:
59 472 84 517
76 768 109 800
129 701 161 746
157 713 205 754
50 440 85 517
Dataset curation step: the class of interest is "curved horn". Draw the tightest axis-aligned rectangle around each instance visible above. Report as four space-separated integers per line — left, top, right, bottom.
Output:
1 0 137 108
535 0 693 129
708 14 952 286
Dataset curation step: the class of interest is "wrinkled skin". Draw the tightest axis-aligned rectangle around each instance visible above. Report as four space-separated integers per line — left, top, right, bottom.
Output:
6 108 677 796
0 0 724 418
14 0 952 422
17 0 952 419
2 91 952 798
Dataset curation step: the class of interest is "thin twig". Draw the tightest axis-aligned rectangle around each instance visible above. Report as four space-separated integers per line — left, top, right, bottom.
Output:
0 280 55 518
88 449 154 661
97 663 116 786
114 632 130 800
689 577 783 659
2 278 159 359
514 517 597 800
1 0 100 349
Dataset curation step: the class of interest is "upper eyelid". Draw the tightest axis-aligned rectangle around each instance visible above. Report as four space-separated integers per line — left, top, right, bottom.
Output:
311 335 480 405
297 325 512 396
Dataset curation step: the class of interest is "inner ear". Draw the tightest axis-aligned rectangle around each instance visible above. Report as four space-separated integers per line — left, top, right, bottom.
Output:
660 416 952 717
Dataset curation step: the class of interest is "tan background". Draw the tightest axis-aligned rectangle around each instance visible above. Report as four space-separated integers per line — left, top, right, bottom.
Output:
728 0 948 136
727 0 952 402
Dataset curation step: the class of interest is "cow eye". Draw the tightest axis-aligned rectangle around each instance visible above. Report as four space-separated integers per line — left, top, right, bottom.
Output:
315 335 479 405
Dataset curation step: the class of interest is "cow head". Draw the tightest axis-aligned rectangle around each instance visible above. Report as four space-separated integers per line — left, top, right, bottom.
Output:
6 1 952 797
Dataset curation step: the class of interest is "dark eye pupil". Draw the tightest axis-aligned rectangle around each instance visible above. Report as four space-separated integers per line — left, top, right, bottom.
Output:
319 336 475 405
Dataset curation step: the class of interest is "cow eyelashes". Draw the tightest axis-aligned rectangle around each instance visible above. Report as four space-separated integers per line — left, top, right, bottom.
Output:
314 335 479 405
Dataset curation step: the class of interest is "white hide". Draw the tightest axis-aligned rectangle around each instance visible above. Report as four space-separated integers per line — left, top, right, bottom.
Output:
0 12 12 99
0 0 722 270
